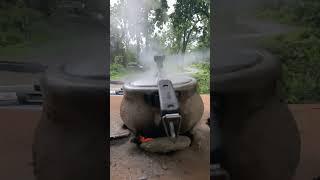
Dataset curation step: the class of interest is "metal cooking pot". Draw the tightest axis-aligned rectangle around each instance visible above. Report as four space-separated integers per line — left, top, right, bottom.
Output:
32 61 108 180
120 56 204 138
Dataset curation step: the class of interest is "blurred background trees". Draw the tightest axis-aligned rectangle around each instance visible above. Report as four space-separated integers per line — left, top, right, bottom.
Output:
0 0 44 47
110 0 210 94
258 0 320 103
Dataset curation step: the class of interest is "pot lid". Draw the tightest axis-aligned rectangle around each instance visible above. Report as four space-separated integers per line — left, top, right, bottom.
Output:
212 49 280 93
129 74 193 87
62 61 108 81
42 60 108 97
213 49 262 75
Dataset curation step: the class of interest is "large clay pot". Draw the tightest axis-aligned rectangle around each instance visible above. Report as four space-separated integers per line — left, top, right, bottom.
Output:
120 75 204 137
32 61 108 180
212 49 301 180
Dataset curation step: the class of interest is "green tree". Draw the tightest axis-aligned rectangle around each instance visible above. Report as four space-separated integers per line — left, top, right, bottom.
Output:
169 0 210 54
0 0 43 46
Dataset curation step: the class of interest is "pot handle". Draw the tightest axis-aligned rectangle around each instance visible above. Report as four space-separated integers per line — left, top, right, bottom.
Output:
158 79 181 140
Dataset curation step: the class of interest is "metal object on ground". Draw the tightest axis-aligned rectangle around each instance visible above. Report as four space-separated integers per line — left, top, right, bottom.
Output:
0 61 46 105
32 61 108 180
110 122 130 139
0 85 43 105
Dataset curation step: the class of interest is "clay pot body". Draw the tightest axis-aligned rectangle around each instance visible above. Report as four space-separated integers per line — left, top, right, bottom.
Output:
212 50 301 180
120 76 204 137
33 62 108 180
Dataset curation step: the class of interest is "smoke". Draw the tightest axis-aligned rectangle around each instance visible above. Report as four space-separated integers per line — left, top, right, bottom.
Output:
164 49 210 71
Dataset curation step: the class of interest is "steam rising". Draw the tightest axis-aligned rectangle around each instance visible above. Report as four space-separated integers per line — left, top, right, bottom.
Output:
111 0 209 79
111 0 161 40
139 49 209 74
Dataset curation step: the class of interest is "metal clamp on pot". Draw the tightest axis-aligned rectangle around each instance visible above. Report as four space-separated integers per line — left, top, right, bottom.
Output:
155 55 181 140
158 79 181 140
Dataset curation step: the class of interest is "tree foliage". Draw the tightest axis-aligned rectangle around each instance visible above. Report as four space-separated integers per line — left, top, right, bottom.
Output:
169 0 209 53
191 62 210 94
259 0 320 103
0 0 43 46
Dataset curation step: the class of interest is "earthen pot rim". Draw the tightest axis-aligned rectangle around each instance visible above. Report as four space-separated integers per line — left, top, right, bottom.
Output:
123 74 198 92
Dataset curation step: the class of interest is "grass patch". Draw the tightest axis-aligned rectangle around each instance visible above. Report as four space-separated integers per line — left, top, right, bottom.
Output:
190 62 210 94
0 1 50 57
0 29 49 57
0 42 32 57
110 63 136 80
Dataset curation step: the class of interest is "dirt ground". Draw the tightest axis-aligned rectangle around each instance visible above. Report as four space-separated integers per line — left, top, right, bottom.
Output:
110 95 211 180
0 101 320 179
291 104 320 180
0 107 40 180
